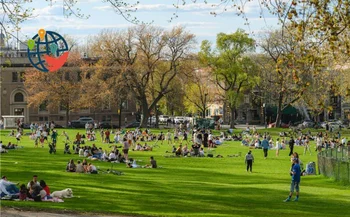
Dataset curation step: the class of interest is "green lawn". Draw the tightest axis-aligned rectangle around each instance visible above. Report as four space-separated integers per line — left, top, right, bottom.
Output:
0 128 349 217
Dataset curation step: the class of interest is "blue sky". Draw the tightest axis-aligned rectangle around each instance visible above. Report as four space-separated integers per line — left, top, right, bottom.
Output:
17 0 280 49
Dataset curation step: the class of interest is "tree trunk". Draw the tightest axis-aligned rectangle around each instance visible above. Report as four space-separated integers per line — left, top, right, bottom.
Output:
119 102 122 129
223 101 227 124
140 99 149 128
202 109 205 118
230 106 236 128
276 94 283 128
65 103 69 127
156 109 159 128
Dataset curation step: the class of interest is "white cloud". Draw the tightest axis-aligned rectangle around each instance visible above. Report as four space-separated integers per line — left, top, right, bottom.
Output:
170 21 219 29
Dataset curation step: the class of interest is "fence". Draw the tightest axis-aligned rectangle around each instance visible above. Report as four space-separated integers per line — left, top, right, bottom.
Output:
317 146 350 184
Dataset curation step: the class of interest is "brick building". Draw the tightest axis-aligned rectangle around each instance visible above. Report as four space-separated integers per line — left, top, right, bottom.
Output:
0 44 137 126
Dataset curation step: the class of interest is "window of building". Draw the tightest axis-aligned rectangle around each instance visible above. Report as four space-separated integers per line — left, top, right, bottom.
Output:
122 100 128 109
39 101 48 112
12 72 18 82
39 117 49 121
20 72 25 82
14 92 24 102
102 115 112 121
14 108 24 116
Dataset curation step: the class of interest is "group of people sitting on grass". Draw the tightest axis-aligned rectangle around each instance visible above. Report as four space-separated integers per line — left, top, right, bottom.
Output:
166 143 206 157
0 175 53 201
66 159 98 174
133 143 153 151
0 141 21 152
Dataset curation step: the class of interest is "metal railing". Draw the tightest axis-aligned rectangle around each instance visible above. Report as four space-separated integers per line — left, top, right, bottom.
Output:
318 146 350 184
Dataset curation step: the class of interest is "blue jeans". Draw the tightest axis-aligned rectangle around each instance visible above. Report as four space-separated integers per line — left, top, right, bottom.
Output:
290 180 300 192
1 184 19 197
93 153 102 159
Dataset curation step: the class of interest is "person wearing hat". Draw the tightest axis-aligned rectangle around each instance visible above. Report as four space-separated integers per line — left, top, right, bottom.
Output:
245 150 254 173
284 158 301 202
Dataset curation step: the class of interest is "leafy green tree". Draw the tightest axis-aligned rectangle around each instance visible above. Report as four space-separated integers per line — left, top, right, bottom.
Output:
199 29 257 128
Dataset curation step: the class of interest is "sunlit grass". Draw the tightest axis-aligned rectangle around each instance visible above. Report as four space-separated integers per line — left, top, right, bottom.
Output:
0 128 349 216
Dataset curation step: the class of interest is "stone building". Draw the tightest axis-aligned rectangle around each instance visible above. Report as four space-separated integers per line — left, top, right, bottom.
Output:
0 45 137 126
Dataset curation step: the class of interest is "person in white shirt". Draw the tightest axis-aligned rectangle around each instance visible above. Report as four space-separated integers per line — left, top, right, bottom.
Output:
166 131 172 145
341 137 347 145
114 133 120 143
76 161 84 173
304 137 311 155
26 175 40 190
199 148 205 157
109 151 116 161
16 132 22 144
87 163 98 174
208 133 213 149
276 138 281 156
0 176 19 198
79 148 84 157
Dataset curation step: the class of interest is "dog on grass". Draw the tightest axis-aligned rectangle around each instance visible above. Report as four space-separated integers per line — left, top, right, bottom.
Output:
51 188 73 198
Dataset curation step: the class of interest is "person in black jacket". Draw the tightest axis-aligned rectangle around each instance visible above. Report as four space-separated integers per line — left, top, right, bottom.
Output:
289 137 295 156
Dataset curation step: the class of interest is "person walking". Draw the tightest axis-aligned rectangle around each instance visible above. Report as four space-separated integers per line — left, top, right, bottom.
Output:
303 137 311 155
288 137 295 156
261 137 269 159
284 158 301 202
276 138 281 157
245 150 254 172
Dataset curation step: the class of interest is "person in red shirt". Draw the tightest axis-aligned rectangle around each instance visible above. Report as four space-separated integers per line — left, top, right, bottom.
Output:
105 129 110 143
39 180 50 196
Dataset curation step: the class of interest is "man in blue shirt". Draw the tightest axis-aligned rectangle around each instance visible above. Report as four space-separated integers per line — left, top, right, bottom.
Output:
284 158 301 202
261 137 269 159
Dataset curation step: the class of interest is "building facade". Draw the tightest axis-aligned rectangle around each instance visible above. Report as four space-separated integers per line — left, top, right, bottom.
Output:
0 47 137 127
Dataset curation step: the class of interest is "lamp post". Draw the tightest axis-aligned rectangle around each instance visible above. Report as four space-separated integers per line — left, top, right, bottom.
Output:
204 93 208 118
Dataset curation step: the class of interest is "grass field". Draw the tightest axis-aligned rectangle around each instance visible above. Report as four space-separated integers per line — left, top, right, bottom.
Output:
0 127 349 217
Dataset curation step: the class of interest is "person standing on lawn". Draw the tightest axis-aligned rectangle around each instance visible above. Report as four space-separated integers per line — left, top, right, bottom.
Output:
288 137 295 156
245 150 254 172
284 158 301 202
261 137 269 159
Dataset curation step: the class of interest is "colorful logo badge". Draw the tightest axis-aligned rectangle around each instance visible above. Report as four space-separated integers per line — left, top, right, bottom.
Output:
27 29 69 72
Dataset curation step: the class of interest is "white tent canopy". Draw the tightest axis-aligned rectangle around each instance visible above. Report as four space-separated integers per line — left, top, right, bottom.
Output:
1 115 24 129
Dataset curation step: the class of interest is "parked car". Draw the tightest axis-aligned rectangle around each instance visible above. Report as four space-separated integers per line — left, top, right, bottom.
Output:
125 121 141 128
328 122 342 130
321 120 346 129
174 116 185 124
268 122 290 128
147 117 156 125
301 120 315 128
99 121 119 129
159 115 170 123
70 117 94 128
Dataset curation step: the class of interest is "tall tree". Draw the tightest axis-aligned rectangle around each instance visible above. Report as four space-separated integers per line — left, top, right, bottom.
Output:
199 29 257 128
259 27 326 127
24 51 83 126
183 69 214 118
92 25 195 127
